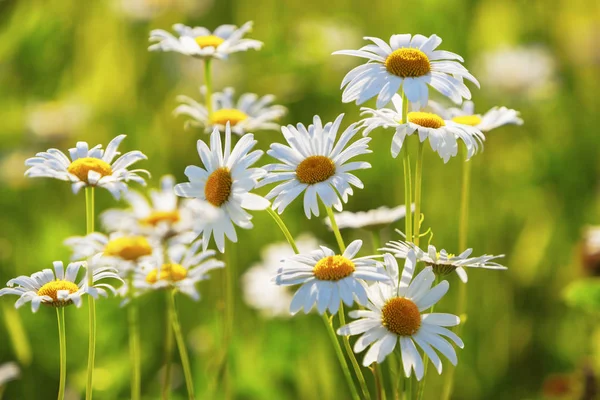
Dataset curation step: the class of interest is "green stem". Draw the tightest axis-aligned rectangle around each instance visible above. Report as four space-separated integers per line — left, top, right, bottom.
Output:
85 187 96 400
416 276 439 400
402 147 413 244
224 247 234 400
1 302 32 366
370 231 381 254
339 303 371 400
372 363 386 400
128 275 141 400
57 308 66 400
204 59 213 118
162 290 174 400
404 376 412 400
266 208 299 253
413 141 424 247
169 291 195 400
325 206 346 253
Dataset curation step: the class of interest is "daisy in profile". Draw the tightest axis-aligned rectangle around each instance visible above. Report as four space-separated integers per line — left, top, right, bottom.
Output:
324 204 414 231
101 175 199 244
333 34 479 108
174 123 269 252
338 252 463 379
174 86 287 136
149 21 262 59
428 100 523 133
275 240 389 315
134 241 224 300
24 135 149 199
360 94 485 163
381 233 506 283
242 234 319 318
260 114 371 218
0 258 121 312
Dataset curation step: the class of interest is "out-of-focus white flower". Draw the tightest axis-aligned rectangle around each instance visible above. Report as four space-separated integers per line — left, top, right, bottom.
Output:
0 362 20 386
115 0 211 21
27 101 89 141
324 204 414 230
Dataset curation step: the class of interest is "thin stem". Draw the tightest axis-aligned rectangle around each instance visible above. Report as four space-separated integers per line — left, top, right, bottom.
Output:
266 208 299 253
339 303 371 400
169 291 195 400
416 276 440 400
162 290 174 400
370 231 381 254
372 363 386 400
224 247 234 400
325 206 346 253
400 92 413 244
57 308 66 400
204 59 213 118
413 141 424 247
322 313 360 400
404 376 412 400
85 187 96 400
128 275 141 400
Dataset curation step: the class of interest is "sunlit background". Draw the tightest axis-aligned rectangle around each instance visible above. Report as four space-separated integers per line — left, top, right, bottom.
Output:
0 0 599 399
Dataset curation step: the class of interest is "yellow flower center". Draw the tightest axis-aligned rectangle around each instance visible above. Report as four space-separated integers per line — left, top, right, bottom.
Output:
37 280 79 306
104 236 153 261
195 35 225 49
385 48 431 78
452 115 482 127
204 167 233 207
296 155 336 185
210 109 248 127
141 210 181 226
381 297 421 336
407 112 445 129
67 157 113 183
313 255 356 281
146 263 188 284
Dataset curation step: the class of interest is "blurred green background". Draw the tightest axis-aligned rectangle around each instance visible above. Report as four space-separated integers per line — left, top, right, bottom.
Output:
0 0 599 398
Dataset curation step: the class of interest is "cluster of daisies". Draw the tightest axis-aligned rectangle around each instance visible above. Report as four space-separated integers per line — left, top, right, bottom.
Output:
0 19 524 400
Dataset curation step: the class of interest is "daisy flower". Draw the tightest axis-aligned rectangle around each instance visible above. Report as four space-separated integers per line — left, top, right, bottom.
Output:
260 114 371 218
0 362 20 387
360 94 485 163
174 124 269 252
275 240 389 315
24 135 149 199
338 252 463 379
324 204 414 231
149 21 262 59
0 259 122 312
174 86 287 135
333 34 479 108
101 175 199 244
242 234 319 318
134 241 224 300
381 234 506 283
428 100 523 133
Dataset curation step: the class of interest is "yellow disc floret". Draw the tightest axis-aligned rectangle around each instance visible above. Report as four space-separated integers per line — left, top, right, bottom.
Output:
452 115 482 127
104 236 153 261
385 48 431 78
210 109 248 127
204 167 233 207
313 255 356 281
67 158 113 183
37 280 80 307
195 35 225 49
407 112 445 129
141 210 181 226
296 155 336 185
381 297 422 336
146 263 188 284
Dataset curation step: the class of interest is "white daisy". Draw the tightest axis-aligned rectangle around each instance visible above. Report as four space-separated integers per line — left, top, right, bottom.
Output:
333 34 479 108
338 252 463 379
0 362 20 386
174 86 287 136
275 240 389 315
149 21 262 59
381 234 506 283
360 94 485 163
259 114 371 218
101 175 200 244
24 135 149 199
174 124 269 252
324 204 414 231
134 241 224 300
0 258 122 312
428 100 523 133
242 234 319 318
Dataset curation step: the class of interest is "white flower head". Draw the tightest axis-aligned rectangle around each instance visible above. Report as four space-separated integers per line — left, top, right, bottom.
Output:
260 114 372 218
428 100 523 133
275 240 389 315
360 94 485 163
24 135 149 199
174 124 269 252
338 252 463 379
242 234 319 318
0 258 122 312
149 21 262 59
333 34 479 109
381 234 506 283
0 362 20 386
175 86 287 136
134 241 224 300
324 204 415 231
